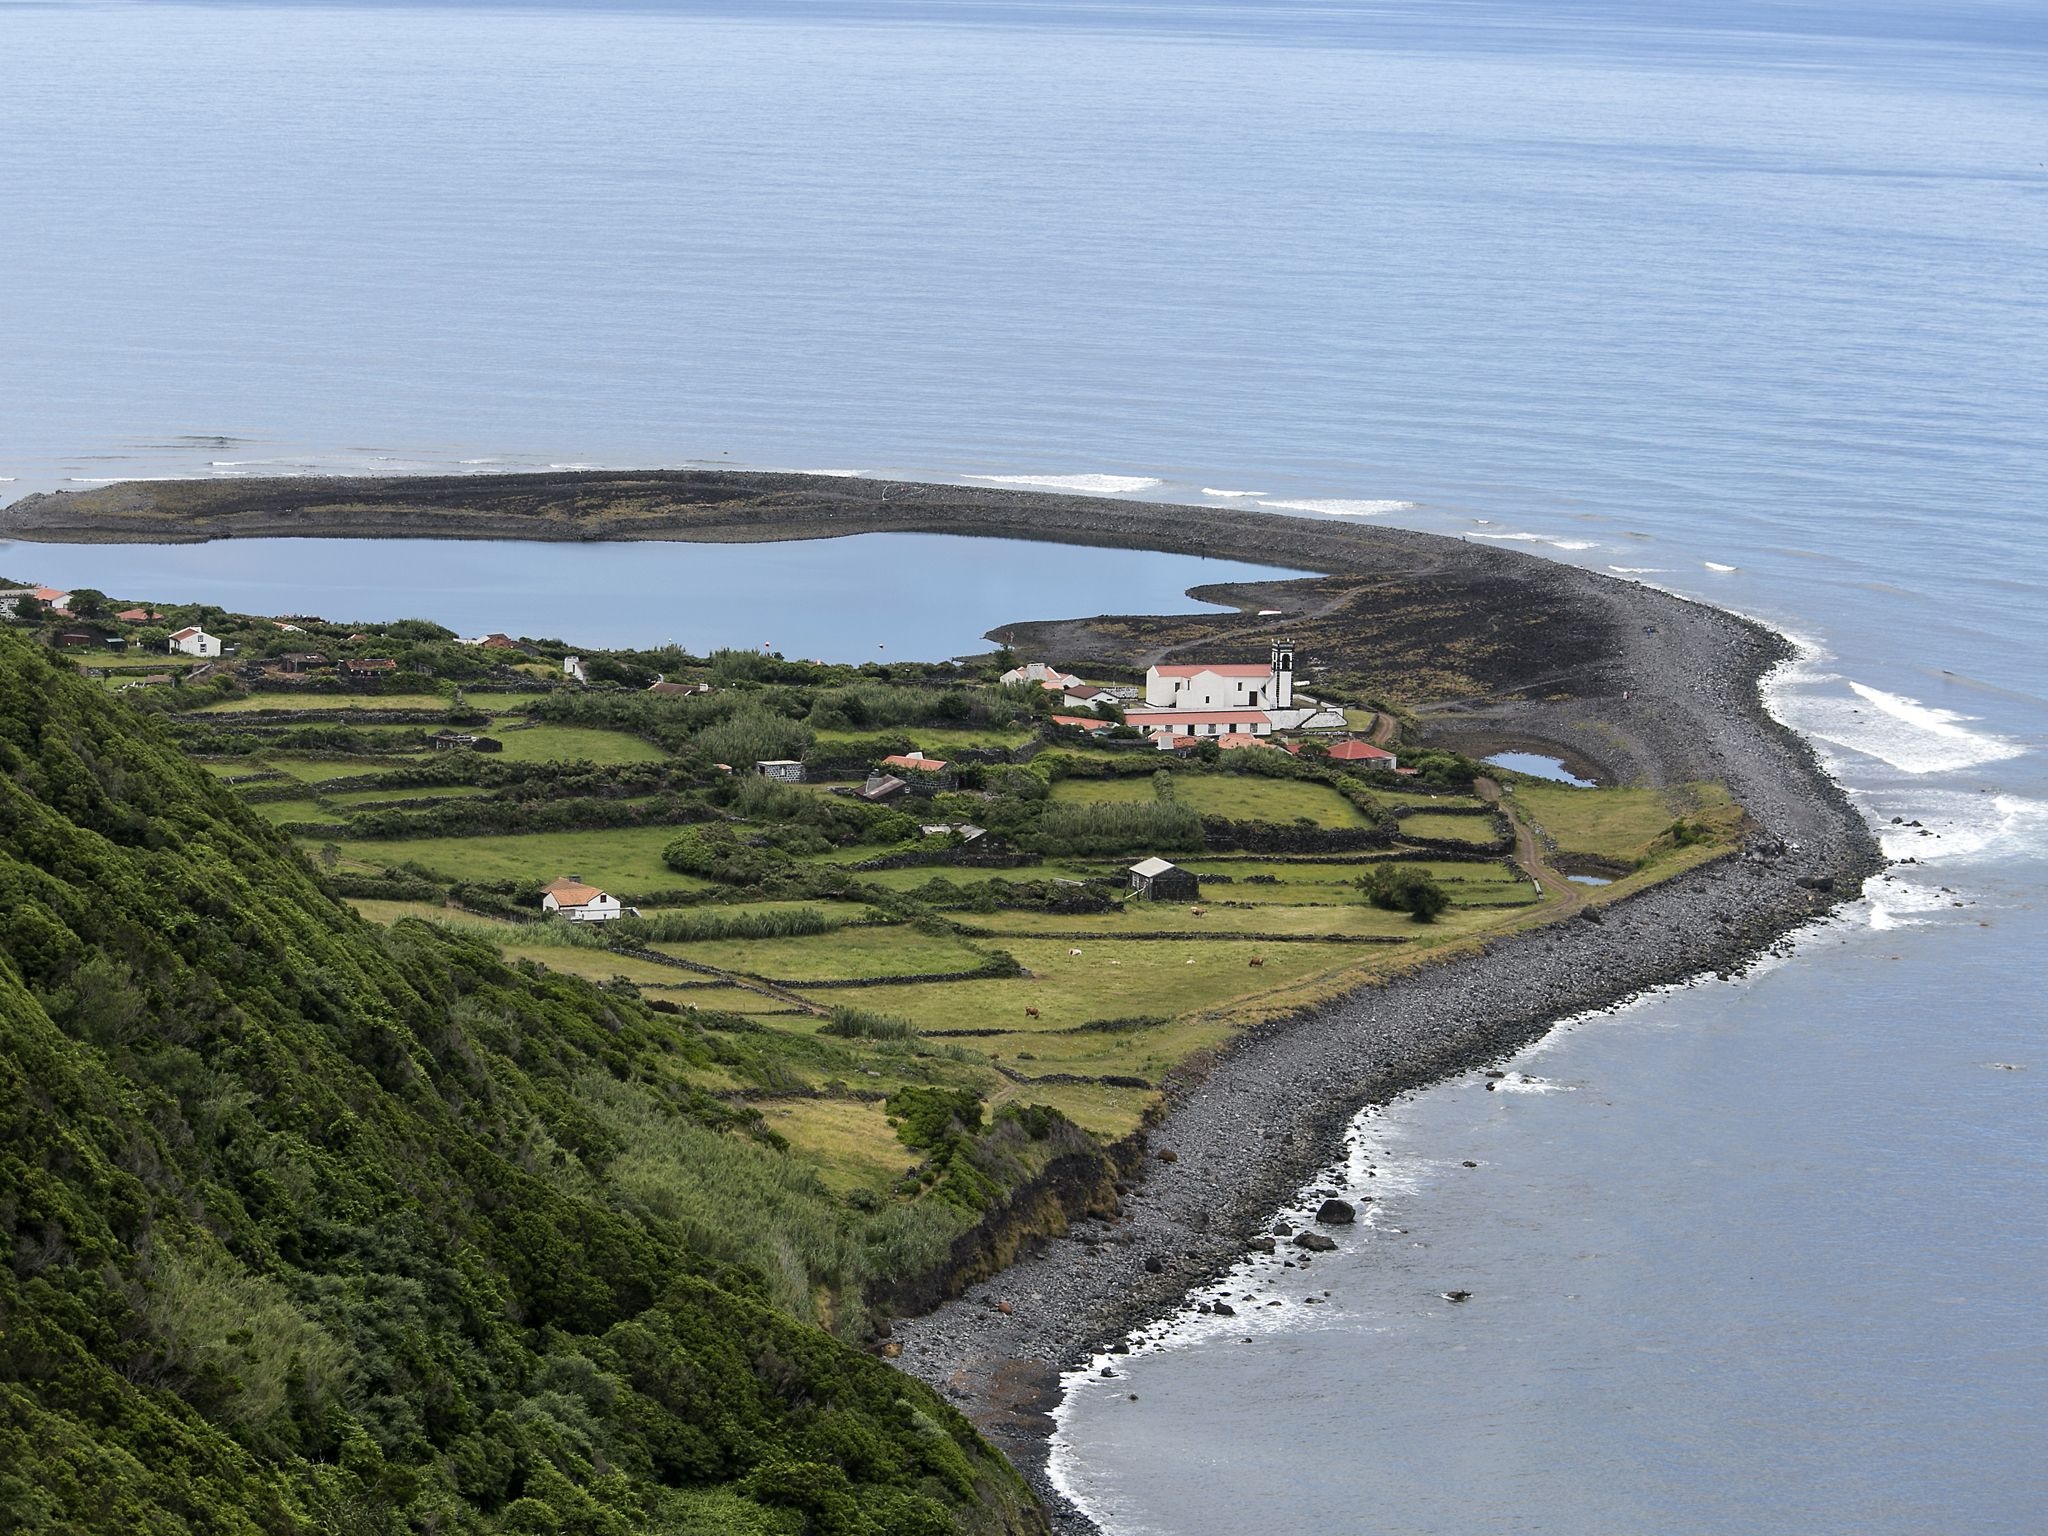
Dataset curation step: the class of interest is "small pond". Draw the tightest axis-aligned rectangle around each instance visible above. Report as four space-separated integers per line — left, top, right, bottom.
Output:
6 532 1305 661
1485 751 1598 787
1565 873 1614 887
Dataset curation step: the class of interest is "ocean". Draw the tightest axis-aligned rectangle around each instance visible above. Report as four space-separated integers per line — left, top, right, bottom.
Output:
2 0 2043 1530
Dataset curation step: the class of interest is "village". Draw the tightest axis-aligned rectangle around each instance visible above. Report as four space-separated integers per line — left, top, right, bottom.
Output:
4 575 1742 1176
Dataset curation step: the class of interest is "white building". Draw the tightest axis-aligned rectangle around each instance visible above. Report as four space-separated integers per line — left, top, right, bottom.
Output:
1002 660 1084 691
1128 708 1275 746
564 655 591 684
166 626 222 658
540 876 624 922
1145 642 1295 710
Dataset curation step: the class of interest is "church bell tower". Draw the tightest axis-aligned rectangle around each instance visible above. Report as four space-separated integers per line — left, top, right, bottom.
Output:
1271 640 1294 708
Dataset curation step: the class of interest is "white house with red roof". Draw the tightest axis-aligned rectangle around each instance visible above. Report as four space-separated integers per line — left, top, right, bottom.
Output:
1144 642 1295 710
166 625 221 658
1128 707 1276 746
540 876 624 922
1326 738 1399 770
1002 661 1084 691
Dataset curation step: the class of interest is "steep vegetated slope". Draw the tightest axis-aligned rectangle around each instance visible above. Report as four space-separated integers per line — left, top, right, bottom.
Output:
0 632 1042 1534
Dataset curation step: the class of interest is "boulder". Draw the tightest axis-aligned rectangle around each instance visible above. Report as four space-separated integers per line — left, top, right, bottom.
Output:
1315 1198 1356 1226
1292 1232 1337 1252
1248 1237 1277 1255
1211 1301 1236 1317
1143 1255 1164 1274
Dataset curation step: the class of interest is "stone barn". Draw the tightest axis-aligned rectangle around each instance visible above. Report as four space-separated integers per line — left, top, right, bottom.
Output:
1128 856 1200 902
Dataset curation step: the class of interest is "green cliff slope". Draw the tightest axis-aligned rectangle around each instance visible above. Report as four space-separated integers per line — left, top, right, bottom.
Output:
0 629 1042 1535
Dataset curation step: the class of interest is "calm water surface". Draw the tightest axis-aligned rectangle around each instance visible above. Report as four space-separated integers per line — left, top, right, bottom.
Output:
2 1 2043 1530
6 533 1299 659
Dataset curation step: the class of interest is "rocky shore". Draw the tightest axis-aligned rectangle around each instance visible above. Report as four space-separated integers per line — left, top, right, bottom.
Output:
883 556 1881 1532
5 469 1883 1533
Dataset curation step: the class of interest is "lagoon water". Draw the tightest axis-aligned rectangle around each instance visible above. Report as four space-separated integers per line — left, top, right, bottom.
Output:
7 533 1298 659
2 0 2044 1530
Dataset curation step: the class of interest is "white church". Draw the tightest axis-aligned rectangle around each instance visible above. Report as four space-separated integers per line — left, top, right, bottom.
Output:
1128 642 1346 744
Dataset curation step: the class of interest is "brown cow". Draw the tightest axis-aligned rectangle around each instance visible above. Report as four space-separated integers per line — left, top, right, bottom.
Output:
1248 955 1265 968
1025 1006 1041 1019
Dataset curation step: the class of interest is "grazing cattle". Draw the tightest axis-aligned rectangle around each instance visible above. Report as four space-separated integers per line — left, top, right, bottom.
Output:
1248 955 1265 968
1190 906 1207 917
1025 1007 1040 1019
1069 947 1083 957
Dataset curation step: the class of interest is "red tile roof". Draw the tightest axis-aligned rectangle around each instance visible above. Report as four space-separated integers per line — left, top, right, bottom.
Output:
1328 739 1395 761
880 754 950 772
1129 709 1272 728
1050 714 1112 731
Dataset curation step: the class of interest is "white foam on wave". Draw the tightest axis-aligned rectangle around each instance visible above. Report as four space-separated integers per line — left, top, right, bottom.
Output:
1607 565 1665 574
1865 875 1960 931
1791 681 2028 775
1469 531 1599 551
1257 498 1413 515
547 462 604 470
1704 560 1739 572
1871 789 2048 865
967 473 1163 495
1200 486 1268 498
458 458 501 465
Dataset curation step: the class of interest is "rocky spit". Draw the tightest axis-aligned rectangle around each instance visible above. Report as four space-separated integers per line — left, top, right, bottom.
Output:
4 470 1884 1533
884 545 1881 1533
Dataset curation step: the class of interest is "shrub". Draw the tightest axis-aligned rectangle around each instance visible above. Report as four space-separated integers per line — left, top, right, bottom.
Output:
818 1006 916 1041
1358 863 1451 921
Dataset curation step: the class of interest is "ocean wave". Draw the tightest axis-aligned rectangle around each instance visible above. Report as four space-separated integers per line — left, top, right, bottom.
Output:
547 462 604 471
1788 681 2028 775
1703 560 1739 572
1607 565 1665 574
1469 531 1599 551
1257 498 1413 515
967 473 1163 494
1869 790 2048 864
1200 487 1268 498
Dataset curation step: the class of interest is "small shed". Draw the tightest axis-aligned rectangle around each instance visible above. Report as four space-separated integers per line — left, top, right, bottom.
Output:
430 731 478 751
756 759 806 783
859 772 909 804
1129 856 1200 902
470 736 504 753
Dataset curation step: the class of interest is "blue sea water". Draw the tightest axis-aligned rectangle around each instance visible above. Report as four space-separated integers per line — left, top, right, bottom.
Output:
1 1 2043 1530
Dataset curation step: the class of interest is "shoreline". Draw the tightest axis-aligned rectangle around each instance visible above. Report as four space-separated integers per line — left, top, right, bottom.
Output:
888 597 1878 1532
4 470 1883 1532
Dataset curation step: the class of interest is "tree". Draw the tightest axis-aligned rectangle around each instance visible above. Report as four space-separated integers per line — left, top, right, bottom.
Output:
1359 864 1450 922
67 587 109 620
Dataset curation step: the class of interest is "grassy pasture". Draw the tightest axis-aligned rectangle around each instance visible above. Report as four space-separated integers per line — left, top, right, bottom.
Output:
1398 812 1502 844
1050 774 1369 829
758 1098 922 1196
200 692 450 713
312 825 711 891
320 784 498 807
820 938 1344 1036
264 755 420 782
953 903 1433 939
1514 781 1738 865
656 927 986 982
810 726 1033 752
477 724 668 764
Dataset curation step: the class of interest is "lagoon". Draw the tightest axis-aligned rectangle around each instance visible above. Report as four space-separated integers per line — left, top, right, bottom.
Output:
2 532 1300 661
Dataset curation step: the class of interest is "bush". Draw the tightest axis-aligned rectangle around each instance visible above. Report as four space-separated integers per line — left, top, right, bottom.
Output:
1358 863 1451 921
818 1006 916 1041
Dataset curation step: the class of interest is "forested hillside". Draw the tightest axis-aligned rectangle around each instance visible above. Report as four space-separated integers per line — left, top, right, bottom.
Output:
0 630 1043 1534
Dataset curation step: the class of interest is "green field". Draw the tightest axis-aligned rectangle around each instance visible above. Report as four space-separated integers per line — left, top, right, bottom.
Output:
321 784 498 807
810 725 1033 752
470 723 668 764
1514 781 1737 864
200 692 452 712
1051 773 1369 828
314 825 711 891
1398 811 1502 844
655 926 987 982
